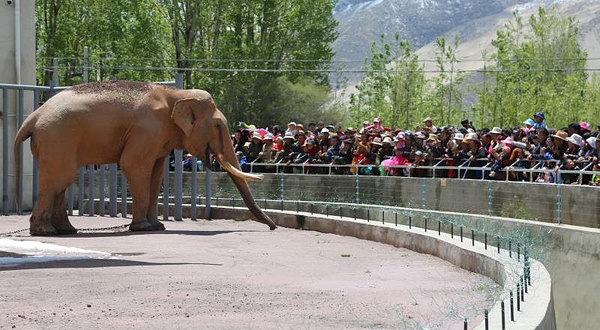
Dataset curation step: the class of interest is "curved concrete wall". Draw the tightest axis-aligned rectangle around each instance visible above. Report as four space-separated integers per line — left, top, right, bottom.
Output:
203 206 556 330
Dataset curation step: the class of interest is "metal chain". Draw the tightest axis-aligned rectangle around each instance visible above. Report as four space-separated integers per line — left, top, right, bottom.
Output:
0 224 130 237
0 228 29 237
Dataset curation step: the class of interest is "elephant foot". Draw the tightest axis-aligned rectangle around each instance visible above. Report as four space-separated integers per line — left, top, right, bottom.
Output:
51 217 78 235
129 220 164 232
29 222 58 236
149 221 166 231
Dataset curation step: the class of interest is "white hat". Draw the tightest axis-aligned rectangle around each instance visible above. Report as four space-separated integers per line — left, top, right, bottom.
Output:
321 128 330 134
453 133 464 141
566 133 584 147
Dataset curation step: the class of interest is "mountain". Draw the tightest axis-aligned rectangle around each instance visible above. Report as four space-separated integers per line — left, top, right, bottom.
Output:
332 0 600 85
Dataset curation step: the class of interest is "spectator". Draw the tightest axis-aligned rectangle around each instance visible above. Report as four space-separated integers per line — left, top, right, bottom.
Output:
461 118 476 131
532 112 547 130
258 133 275 162
246 132 263 162
422 117 437 133
286 122 297 135
565 133 584 159
367 117 383 131
568 123 582 136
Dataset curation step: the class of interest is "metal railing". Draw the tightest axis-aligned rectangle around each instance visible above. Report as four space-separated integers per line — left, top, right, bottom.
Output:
243 157 599 185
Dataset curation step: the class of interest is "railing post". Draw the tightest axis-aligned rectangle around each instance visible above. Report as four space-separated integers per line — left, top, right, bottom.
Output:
163 156 170 220
83 46 89 83
2 88 8 215
191 156 198 220
98 165 105 216
78 166 85 215
205 166 212 220
109 164 118 217
120 171 127 217
16 89 24 213
174 149 183 221
88 165 95 216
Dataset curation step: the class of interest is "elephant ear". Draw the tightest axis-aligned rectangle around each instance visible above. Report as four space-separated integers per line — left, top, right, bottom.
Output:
172 98 196 137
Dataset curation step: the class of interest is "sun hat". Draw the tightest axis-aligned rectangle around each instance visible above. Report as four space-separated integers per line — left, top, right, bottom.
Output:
566 133 584 147
490 127 502 135
373 117 381 123
534 111 545 120
321 128 330 134
467 128 475 134
382 136 393 144
523 118 536 127
263 133 274 141
586 137 597 149
580 121 589 131
426 133 439 143
501 136 514 146
252 132 262 140
414 132 426 140
371 137 383 146
283 132 295 139
550 130 568 141
453 133 464 141
465 133 479 141
287 121 296 126
363 120 370 126
396 132 406 140
423 117 432 122
303 139 315 147
276 136 283 141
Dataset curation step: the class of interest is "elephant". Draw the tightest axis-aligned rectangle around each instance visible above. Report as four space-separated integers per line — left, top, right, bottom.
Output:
14 80 277 236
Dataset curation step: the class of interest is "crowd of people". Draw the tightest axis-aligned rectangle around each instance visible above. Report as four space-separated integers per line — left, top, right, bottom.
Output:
198 112 600 186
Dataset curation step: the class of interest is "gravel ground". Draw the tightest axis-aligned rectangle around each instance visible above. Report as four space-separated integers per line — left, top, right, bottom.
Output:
0 216 497 329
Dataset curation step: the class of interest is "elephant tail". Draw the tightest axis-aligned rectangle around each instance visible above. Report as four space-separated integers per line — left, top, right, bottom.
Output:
13 113 37 215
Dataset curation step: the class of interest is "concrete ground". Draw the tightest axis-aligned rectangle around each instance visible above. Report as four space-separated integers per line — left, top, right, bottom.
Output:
0 216 496 330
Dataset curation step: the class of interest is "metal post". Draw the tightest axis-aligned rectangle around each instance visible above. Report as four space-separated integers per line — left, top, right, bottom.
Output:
32 90 40 208
510 291 515 321
109 164 118 217
191 156 198 220
204 168 211 220
517 284 521 311
163 157 170 221
484 309 489 330
460 226 463 242
509 241 512 258
497 236 500 253
501 301 505 330
174 149 183 221
120 172 127 217
88 165 95 216
17 89 23 213
382 210 384 224
98 165 105 216
78 167 84 215
339 206 342 219
409 215 412 228
438 220 441 235
395 212 397 226
83 46 89 83
464 318 468 330
424 217 427 232
485 233 487 250
451 223 454 238
472 230 475 246
367 209 369 222
1 89 8 215
521 276 525 302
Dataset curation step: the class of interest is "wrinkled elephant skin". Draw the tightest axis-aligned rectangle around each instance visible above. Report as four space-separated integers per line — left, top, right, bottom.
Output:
14 81 276 236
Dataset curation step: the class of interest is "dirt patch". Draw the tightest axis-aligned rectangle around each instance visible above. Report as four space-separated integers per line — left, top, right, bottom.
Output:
0 216 496 329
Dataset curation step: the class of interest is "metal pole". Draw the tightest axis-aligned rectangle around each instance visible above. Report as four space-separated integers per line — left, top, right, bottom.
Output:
83 46 89 83
109 164 118 217
205 167 211 220
1 88 8 215
98 165 105 216
163 157 170 220
120 171 127 217
17 89 24 213
78 167 84 215
88 165 95 216
510 291 514 321
174 149 183 221
32 90 40 208
191 156 197 220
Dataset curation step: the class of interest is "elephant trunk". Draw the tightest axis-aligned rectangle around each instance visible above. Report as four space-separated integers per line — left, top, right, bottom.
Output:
214 125 277 230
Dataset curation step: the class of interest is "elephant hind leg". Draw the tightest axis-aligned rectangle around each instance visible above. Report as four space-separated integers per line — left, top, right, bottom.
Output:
51 189 77 235
146 156 166 231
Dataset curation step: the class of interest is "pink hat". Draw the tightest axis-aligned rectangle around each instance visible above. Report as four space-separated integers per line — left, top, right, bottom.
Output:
580 121 589 131
501 137 514 146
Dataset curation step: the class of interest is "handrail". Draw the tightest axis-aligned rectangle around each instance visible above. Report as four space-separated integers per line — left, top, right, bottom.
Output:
227 159 599 185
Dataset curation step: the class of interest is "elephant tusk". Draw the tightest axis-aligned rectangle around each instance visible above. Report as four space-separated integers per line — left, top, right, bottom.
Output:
216 153 264 182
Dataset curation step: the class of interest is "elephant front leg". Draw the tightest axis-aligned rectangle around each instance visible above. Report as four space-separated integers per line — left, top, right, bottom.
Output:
123 169 157 232
146 156 167 230
51 189 77 235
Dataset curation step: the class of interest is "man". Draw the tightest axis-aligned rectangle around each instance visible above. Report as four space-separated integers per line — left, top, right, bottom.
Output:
532 112 547 130
461 119 476 131
286 122 297 136
422 117 437 133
